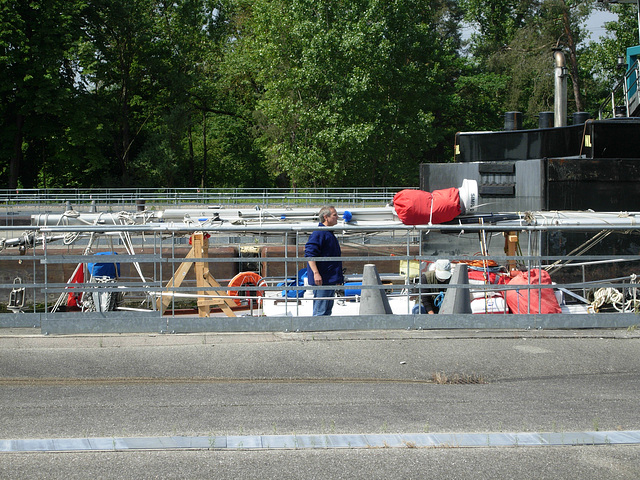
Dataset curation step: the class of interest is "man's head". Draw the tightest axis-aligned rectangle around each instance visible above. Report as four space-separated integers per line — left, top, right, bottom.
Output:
318 206 338 226
434 259 452 281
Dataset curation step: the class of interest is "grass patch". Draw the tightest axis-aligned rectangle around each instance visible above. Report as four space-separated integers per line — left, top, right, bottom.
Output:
431 371 486 385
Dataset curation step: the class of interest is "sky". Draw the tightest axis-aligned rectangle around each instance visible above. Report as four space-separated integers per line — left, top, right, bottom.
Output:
584 9 619 40
462 9 621 43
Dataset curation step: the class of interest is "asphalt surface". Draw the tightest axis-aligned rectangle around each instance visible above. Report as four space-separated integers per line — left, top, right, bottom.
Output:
1 328 640 478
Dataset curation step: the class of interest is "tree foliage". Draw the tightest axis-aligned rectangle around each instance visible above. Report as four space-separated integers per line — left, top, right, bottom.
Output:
463 0 596 127
0 0 634 189
234 0 462 187
0 0 88 188
582 3 640 116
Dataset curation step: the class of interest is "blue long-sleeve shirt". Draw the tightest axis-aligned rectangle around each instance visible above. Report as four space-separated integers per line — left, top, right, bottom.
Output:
305 224 343 286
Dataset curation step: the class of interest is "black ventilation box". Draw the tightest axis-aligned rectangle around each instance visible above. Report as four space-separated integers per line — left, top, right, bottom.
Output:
422 118 640 213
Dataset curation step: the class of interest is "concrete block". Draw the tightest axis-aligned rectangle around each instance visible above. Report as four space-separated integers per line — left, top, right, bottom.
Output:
359 264 393 315
439 263 472 314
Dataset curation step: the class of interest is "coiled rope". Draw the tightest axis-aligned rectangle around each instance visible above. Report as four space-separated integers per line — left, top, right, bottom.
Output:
591 274 640 313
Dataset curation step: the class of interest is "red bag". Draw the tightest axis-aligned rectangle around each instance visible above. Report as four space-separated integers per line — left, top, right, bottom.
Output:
393 188 461 225
468 269 500 284
506 269 561 314
67 264 85 309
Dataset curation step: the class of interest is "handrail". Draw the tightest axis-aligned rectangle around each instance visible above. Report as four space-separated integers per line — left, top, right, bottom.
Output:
598 81 623 120
2 214 640 332
0 187 408 207
598 59 640 119
624 58 640 116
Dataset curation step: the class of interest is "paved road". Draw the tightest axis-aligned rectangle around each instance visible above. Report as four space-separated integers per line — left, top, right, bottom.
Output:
1 329 640 478
3 447 640 479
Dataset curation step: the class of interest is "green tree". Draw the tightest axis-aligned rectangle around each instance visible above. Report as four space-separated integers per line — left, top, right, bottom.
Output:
450 69 510 134
463 0 595 126
582 3 640 116
178 0 271 188
80 0 163 185
461 0 535 61
231 0 461 188
0 0 88 188
124 0 270 188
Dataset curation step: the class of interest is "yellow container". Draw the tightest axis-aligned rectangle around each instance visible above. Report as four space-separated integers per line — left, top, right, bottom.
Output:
399 260 422 277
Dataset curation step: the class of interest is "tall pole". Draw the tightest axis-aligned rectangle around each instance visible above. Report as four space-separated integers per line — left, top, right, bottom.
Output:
553 49 567 127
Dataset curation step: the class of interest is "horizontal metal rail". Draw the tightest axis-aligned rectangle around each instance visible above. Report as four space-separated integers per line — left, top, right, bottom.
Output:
0 221 639 333
2 221 640 236
0 187 407 210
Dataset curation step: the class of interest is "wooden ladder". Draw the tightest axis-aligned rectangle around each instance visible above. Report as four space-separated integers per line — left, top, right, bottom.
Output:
157 233 237 317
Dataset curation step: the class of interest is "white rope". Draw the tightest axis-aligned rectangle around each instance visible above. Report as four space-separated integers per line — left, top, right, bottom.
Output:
428 195 434 226
592 288 624 311
591 275 640 312
61 211 102 245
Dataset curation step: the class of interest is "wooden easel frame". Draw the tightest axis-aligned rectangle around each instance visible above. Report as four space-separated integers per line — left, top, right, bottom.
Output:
157 233 237 317
504 231 519 272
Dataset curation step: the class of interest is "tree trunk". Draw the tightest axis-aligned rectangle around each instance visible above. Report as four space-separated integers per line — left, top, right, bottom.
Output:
188 123 195 186
562 10 583 112
201 112 207 188
121 97 131 184
9 114 25 190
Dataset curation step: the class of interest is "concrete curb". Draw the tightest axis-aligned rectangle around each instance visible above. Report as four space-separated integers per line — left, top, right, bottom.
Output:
0 328 639 349
2 430 639 453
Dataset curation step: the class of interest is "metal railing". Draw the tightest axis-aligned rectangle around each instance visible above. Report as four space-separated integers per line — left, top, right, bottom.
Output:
0 187 407 211
1 221 639 334
598 59 640 119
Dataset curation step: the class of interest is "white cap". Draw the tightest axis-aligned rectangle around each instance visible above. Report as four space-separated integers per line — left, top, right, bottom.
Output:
434 259 452 281
458 179 478 214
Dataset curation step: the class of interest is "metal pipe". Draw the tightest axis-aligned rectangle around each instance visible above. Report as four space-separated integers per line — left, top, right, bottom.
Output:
554 49 567 127
30 221 640 234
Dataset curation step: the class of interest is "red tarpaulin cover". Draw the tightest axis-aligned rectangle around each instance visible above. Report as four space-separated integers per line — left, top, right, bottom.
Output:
505 269 562 314
67 265 84 309
393 188 461 225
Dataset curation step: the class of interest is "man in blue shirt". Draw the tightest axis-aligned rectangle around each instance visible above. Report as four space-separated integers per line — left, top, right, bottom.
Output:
305 206 343 316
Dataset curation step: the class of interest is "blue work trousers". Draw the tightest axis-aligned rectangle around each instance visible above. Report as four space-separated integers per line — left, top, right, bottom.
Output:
312 287 336 316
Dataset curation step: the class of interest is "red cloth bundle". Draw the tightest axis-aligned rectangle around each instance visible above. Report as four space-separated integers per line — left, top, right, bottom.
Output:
506 269 562 314
393 188 461 225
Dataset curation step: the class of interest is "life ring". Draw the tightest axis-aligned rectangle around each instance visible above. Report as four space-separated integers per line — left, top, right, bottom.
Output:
228 271 264 306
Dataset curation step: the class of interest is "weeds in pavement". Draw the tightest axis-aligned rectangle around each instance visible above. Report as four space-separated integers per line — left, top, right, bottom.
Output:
431 371 485 384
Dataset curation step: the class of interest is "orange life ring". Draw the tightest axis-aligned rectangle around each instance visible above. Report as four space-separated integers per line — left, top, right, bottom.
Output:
228 272 264 306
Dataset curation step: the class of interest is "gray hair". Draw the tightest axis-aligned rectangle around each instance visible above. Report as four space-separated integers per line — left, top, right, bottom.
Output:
318 205 335 223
